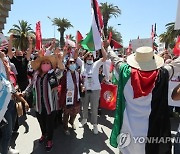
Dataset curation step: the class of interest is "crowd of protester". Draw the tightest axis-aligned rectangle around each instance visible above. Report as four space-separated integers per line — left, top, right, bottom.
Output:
1 33 180 154
0 34 110 154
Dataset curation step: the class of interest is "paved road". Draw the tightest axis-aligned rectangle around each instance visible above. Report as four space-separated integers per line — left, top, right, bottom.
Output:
11 109 119 154
10 109 180 154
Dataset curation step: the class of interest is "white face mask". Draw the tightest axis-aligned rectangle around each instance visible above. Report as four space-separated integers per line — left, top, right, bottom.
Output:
86 60 93 65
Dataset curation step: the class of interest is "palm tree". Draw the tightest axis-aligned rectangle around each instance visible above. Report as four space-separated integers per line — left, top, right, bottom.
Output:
159 22 180 49
8 20 35 51
100 2 121 37
107 26 122 43
51 17 73 48
159 32 171 49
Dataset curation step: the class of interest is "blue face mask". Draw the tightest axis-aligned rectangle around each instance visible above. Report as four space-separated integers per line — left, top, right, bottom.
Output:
69 64 76 71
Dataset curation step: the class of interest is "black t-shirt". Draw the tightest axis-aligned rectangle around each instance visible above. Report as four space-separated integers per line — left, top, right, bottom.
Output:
10 56 29 82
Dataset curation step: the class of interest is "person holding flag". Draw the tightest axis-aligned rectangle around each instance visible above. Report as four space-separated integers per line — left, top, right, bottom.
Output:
77 43 107 134
105 40 180 154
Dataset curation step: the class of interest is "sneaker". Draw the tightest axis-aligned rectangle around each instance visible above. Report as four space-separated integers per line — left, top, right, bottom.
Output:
46 140 53 152
64 129 70 135
79 119 87 127
93 124 98 134
39 135 45 143
8 147 19 154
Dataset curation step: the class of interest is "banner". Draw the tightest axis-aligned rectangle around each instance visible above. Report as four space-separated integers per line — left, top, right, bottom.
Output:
131 38 153 52
100 83 117 110
168 74 180 107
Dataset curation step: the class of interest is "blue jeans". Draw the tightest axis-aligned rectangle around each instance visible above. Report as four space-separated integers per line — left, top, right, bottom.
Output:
1 100 17 154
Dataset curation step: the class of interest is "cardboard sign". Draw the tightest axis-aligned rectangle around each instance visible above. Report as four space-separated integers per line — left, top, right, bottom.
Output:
131 38 153 52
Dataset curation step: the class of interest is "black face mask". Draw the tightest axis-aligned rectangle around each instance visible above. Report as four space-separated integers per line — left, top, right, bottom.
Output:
16 56 23 60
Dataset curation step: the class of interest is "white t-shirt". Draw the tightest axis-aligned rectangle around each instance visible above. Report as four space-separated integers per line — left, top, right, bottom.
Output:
81 59 103 90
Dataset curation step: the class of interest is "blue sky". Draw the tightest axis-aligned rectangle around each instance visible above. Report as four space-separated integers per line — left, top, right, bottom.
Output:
2 0 178 47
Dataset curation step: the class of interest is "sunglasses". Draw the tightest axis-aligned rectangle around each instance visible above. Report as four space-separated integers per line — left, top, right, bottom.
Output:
87 55 93 58
69 61 75 64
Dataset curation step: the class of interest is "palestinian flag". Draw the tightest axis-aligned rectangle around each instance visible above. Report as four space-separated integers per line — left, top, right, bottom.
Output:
81 0 103 52
110 39 123 49
110 63 171 154
108 32 123 49
112 69 119 85
153 41 158 51
76 30 83 44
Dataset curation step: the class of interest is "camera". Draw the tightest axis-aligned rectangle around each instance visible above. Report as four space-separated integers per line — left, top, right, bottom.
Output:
13 34 20 39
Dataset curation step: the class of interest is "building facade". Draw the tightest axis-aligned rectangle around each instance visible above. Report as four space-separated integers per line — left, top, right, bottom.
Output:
0 0 13 32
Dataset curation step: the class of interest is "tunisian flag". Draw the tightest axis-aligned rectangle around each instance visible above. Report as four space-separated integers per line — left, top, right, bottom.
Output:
100 83 117 110
35 21 42 50
173 36 180 56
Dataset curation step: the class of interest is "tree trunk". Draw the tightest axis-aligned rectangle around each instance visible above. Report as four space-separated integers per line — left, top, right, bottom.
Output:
165 42 169 49
60 31 65 48
103 19 108 38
